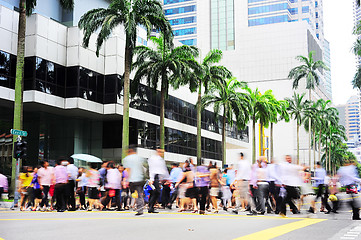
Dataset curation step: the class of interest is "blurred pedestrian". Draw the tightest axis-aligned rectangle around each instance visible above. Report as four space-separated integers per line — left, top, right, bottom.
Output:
101 162 122 211
148 149 169 213
86 163 100 211
54 158 68 212
123 146 146 216
38 160 53 211
66 157 78 211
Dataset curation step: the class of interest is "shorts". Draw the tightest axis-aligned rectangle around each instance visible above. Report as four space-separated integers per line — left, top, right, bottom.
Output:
88 187 99 199
236 180 249 199
210 187 219 197
33 189 43 199
185 187 198 199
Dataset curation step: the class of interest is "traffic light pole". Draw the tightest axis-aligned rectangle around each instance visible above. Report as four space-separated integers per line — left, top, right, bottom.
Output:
10 136 21 198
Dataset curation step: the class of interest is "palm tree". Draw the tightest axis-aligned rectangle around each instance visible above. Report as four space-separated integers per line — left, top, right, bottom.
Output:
352 67 361 90
289 51 329 167
269 99 289 161
11 0 74 194
181 49 231 165
245 88 276 163
303 100 319 169
201 78 250 166
78 0 172 158
132 35 199 150
286 92 308 164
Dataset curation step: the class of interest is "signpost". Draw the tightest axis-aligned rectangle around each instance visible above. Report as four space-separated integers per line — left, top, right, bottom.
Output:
10 129 27 204
10 129 28 137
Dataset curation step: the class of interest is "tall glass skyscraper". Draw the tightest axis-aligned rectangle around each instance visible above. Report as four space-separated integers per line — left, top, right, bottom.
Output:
354 0 361 66
163 0 198 46
247 0 323 41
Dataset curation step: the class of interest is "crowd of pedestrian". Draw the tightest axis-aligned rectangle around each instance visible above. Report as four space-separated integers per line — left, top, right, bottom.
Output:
1 147 361 220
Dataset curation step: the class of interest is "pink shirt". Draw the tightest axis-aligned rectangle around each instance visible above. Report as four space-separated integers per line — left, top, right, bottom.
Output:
37 167 54 186
0 173 8 191
54 165 68 184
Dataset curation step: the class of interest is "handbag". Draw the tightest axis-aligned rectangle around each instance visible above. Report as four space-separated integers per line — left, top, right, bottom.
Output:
109 189 116 197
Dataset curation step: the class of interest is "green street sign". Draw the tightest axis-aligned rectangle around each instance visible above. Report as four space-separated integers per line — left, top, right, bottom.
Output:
10 129 28 137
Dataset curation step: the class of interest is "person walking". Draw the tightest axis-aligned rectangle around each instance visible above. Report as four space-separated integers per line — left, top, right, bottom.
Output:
337 160 361 220
209 164 221 213
123 146 146 216
250 157 269 215
66 158 78 211
279 155 306 216
76 167 88 210
101 162 122 211
233 152 252 214
309 162 331 214
37 160 53 211
195 160 210 215
168 163 183 209
0 171 8 207
148 149 169 213
54 158 68 212
19 166 33 211
86 163 100 211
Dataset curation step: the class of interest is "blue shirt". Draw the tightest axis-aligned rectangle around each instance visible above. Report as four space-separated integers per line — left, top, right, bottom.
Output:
314 167 326 187
170 167 183 183
338 165 361 186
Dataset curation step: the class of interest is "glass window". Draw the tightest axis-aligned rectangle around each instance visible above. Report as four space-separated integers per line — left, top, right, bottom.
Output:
248 15 288 26
248 3 288 15
36 57 46 81
179 39 197 45
315 12 319 18
173 27 196 36
66 67 79 87
165 5 196 15
164 0 192 4
169 16 196 26
47 62 55 84
302 6 309 13
289 8 298 15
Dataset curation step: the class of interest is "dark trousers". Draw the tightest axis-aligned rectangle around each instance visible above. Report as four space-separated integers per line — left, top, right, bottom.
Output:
161 183 171 207
55 183 67 211
40 186 50 208
78 186 86 207
101 189 121 210
274 186 282 213
67 180 76 210
148 175 161 212
198 186 209 211
121 188 129 208
280 186 299 215
315 184 331 212
130 181 145 213
169 183 178 206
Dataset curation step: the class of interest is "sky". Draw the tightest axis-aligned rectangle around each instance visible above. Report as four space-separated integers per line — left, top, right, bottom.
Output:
323 0 358 105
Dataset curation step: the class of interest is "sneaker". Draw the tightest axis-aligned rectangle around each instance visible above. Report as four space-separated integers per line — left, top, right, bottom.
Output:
232 210 238 214
135 212 144 216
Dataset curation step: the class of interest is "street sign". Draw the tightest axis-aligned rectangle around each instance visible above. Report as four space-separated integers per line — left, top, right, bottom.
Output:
10 129 28 137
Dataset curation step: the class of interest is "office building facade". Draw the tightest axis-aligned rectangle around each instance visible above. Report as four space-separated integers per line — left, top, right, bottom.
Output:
0 0 250 176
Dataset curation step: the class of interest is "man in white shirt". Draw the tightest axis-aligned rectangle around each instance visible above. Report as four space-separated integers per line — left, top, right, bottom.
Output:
66 158 78 211
233 152 251 214
337 160 361 220
37 160 54 211
147 149 169 213
279 155 306 216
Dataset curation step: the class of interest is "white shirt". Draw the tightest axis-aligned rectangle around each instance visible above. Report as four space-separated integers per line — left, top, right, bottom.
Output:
105 168 121 189
235 159 251 181
37 167 54 186
67 164 78 181
279 162 303 187
148 154 169 181
338 165 361 186
267 164 282 185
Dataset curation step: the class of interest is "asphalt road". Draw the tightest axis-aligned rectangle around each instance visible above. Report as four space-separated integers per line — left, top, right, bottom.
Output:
0 194 361 240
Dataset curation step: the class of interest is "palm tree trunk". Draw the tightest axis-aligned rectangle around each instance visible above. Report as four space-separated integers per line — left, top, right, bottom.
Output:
325 139 328 172
11 0 26 195
252 116 256 164
297 123 300 165
313 129 316 171
270 122 274 160
308 88 312 168
196 82 202 165
160 86 166 150
222 110 227 167
328 140 331 174
260 122 264 156
121 38 132 159
318 129 322 162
